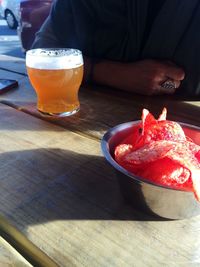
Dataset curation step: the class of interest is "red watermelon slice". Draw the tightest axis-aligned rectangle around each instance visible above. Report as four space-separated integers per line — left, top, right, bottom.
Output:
114 108 200 200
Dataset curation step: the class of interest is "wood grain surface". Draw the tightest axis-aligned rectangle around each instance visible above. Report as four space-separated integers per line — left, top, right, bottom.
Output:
0 236 33 267
0 61 199 142
0 55 200 267
0 104 199 267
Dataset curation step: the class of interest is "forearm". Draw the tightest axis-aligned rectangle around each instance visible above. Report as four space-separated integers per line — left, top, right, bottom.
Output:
92 60 127 90
83 57 128 90
31 17 185 96
83 57 185 95
31 15 129 91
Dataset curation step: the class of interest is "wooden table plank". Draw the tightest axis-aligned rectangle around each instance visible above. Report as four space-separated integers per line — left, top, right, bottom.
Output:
0 55 26 75
0 236 33 267
0 103 200 267
0 73 199 142
0 55 199 143
0 214 59 267
0 69 25 82
0 55 200 266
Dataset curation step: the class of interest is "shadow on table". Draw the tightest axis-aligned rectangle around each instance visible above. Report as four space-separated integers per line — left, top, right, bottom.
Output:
0 148 170 225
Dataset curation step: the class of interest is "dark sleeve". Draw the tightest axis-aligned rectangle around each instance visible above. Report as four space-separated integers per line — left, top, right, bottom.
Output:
172 5 200 97
50 0 97 55
31 16 61 49
142 0 200 96
50 0 143 61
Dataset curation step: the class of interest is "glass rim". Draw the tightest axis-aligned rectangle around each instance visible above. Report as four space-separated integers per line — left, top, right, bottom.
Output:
26 48 83 57
26 48 83 69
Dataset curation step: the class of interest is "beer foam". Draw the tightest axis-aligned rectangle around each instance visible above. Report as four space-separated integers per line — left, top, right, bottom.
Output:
26 48 83 69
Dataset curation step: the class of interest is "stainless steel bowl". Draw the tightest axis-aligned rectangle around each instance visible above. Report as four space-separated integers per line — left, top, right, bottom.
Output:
101 121 200 219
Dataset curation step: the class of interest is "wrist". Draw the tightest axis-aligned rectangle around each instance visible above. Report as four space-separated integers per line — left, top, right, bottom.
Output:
83 57 101 84
83 57 92 83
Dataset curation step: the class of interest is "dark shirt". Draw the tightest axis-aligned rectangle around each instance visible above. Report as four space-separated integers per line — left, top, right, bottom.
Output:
142 0 166 48
50 0 166 62
50 0 200 96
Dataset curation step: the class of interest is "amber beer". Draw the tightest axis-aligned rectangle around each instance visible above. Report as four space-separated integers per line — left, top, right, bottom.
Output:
26 49 83 117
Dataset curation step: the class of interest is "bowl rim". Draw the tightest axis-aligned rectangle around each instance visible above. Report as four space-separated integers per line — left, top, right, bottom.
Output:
101 120 200 192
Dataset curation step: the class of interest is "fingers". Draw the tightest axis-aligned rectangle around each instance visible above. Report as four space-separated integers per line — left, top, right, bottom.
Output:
173 79 181 89
153 86 175 95
164 62 185 81
157 86 176 95
129 59 185 96
153 79 181 95
154 61 184 95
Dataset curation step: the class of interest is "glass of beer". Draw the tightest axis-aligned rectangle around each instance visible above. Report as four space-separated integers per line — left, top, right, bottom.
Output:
26 48 84 117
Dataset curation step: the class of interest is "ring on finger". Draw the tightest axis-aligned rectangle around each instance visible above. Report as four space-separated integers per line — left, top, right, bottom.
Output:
160 79 176 91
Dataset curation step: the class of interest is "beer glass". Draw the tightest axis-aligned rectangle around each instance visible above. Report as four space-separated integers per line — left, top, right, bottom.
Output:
26 48 84 117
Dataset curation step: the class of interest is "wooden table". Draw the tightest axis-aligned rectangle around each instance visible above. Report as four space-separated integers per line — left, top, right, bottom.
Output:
0 55 200 267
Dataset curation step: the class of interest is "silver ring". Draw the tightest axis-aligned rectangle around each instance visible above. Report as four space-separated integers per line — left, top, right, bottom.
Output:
161 79 176 90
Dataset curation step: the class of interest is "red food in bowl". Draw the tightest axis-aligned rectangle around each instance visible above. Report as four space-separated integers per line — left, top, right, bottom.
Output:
114 108 200 200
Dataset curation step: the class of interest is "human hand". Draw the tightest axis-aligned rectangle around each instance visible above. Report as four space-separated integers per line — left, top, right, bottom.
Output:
119 59 185 95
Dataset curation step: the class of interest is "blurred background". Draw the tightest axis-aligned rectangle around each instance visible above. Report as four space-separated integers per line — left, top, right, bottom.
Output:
0 14 24 58
0 0 53 58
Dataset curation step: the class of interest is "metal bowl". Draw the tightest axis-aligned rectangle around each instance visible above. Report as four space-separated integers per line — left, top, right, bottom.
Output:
101 121 200 219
